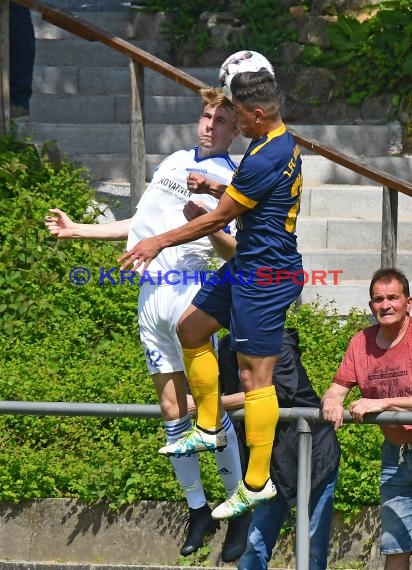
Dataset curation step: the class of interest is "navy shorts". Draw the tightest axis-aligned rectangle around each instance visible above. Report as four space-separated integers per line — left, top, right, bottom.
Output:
193 258 303 356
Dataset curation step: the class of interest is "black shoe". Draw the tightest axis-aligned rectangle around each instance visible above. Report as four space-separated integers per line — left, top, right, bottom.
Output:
221 510 252 563
180 503 220 557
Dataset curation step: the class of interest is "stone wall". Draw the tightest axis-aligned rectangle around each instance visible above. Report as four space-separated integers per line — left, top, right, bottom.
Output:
167 0 410 144
0 500 385 569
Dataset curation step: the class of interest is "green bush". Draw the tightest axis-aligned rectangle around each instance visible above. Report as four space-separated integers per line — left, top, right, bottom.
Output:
299 0 412 104
0 135 380 514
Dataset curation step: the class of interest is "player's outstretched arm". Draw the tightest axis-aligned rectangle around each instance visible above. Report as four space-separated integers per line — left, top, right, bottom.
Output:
118 193 247 272
45 208 131 240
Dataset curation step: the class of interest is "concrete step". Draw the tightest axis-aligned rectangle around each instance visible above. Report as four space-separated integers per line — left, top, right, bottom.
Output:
14 118 412 186
41 0 135 9
32 10 170 41
290 122 403 157
300 154 412 185
142 123 406 158
297 218 412 251
29 94 204 124
17 123 130 154
301 250 412 281
32 66 217 96
300 184 412 218
30 94 130 123
34 38 171 66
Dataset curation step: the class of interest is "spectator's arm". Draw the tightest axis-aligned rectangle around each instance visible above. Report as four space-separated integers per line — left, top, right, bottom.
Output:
321 383 350 429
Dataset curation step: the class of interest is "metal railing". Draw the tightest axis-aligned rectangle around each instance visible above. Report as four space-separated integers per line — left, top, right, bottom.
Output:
1 400 412 569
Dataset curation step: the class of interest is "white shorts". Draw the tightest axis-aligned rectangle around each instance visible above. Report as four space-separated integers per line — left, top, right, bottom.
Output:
138 280 201 375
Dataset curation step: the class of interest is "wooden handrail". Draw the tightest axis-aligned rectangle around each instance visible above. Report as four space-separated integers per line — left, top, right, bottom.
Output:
13 0 412 200
290 130 412 198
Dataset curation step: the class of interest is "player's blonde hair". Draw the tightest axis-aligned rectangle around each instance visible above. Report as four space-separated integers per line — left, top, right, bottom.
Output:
200 87 237 126
200 87 234 111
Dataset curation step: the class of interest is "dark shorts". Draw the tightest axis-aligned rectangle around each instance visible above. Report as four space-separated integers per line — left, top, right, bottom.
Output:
193 259 303 356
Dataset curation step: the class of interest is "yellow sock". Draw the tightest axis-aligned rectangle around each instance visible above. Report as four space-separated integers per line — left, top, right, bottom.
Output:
183 342 221 431
244 385 279 489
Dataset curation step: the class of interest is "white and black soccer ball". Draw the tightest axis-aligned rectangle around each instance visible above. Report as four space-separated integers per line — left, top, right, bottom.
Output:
219 50 274 100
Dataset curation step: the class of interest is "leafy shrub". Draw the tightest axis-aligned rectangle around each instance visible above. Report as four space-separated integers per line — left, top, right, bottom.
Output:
143 0 296 61
0 134 381 514
299 0 412 104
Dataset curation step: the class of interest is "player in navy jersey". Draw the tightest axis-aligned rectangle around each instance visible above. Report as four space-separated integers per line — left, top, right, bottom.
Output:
119 70 304 519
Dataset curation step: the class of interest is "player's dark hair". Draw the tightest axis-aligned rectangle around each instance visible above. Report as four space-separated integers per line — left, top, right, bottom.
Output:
369 267 410 298
230 70 280 114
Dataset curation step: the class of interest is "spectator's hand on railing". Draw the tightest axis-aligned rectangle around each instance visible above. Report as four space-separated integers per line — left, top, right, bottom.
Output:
44 208 77 239
349 398 386 423
321 399 345 430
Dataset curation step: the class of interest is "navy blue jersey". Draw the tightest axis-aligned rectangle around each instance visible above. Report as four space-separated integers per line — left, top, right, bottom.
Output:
226 124 303 270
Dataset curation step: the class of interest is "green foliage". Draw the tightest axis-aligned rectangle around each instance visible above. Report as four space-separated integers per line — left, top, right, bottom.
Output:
143 0 217 55
0 134 383 516
228 0 298 62
0 134 226 509
286 300 370 397
143 0 296 61
177 545 212 567
299 0 412 103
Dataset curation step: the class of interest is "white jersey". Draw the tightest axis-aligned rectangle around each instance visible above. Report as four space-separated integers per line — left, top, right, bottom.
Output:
127 147 237 277
129 146 237 374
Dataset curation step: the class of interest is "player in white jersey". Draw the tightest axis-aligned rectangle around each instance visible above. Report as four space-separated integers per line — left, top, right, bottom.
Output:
45 88 249 563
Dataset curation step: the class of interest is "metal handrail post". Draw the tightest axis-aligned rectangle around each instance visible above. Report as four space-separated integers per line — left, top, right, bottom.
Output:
295 416 312 570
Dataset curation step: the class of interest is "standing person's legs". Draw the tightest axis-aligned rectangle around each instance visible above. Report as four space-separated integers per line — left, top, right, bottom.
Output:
238 492 290 570
9 2 35 115
380 441 412 570
307 469 338 570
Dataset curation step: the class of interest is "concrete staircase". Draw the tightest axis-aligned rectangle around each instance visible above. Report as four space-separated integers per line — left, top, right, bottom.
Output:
16 1 412 314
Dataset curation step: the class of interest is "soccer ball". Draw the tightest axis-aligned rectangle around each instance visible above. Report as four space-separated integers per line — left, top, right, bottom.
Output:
219 50 274 99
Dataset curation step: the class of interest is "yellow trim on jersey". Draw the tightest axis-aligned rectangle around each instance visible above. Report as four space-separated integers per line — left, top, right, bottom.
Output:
250 123 287 155
226 184 257 209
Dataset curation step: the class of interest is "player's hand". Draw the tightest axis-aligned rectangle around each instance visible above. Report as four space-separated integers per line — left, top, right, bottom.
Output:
183 200 208 221
349 398 385 423
187 173 226 199
187 172 209 194
321 400 345 430
117 236 162 271
44 208 76 238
